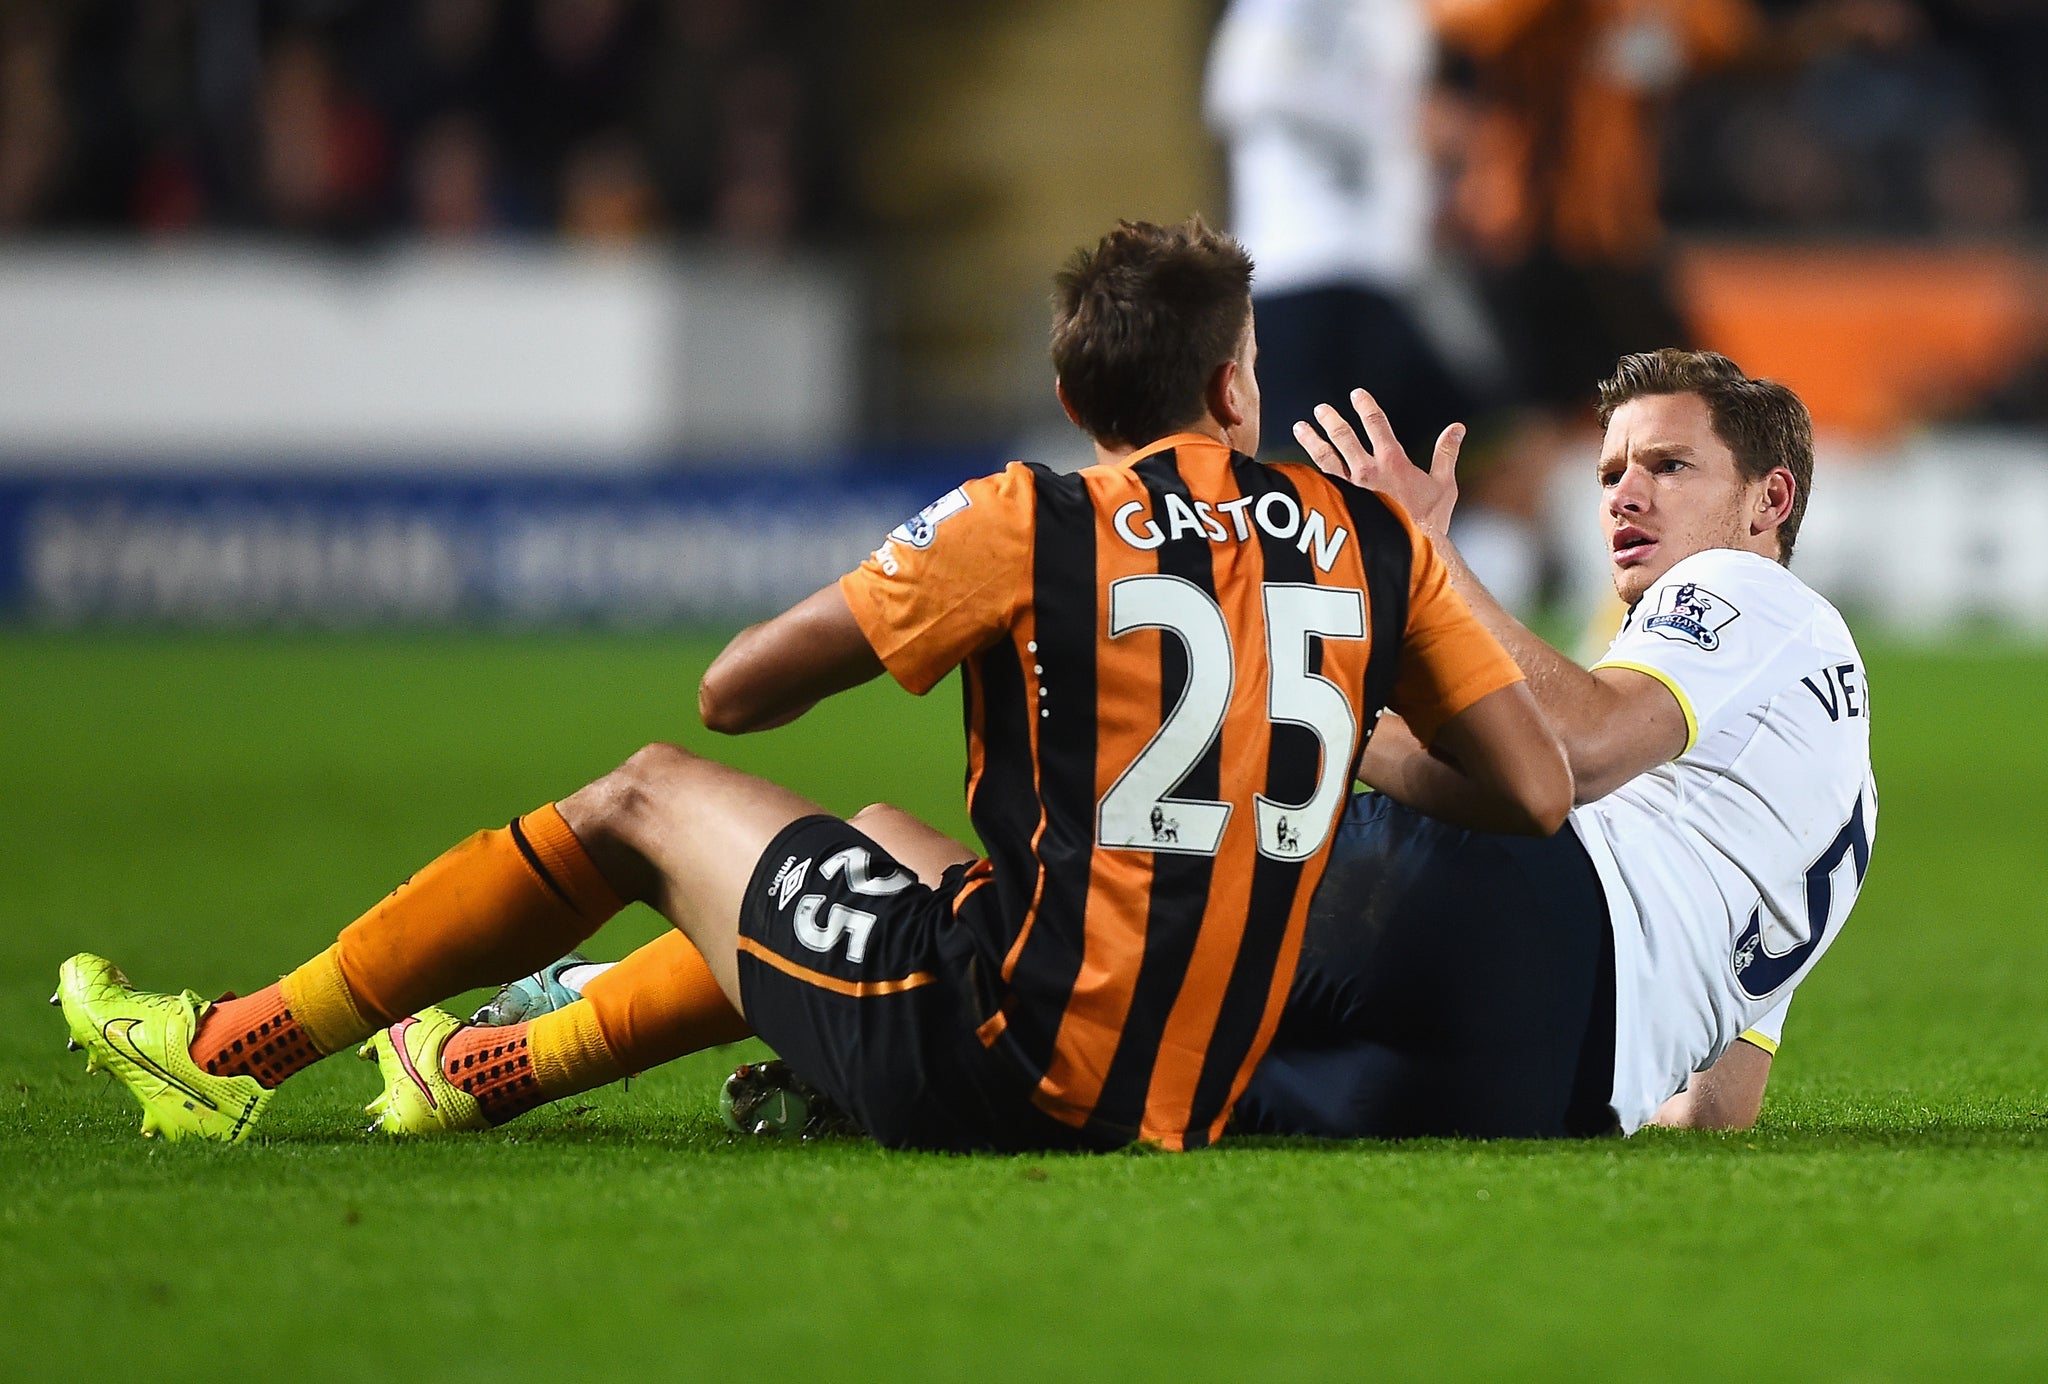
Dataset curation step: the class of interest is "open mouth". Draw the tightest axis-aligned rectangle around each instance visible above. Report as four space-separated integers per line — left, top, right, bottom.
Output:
1612 527 1657 565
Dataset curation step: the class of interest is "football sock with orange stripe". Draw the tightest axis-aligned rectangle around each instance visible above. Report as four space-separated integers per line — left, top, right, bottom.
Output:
441 1023 545 1124
489 933 752 1120
189 983 323 1089
437 931 753 1127
327 802 624 1034
580 929 751 1069
189 803 624 1086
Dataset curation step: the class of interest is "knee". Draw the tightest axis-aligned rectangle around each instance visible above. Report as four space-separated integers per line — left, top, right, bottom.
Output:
570 742 702 850
850 802 925 844
848 802 902 832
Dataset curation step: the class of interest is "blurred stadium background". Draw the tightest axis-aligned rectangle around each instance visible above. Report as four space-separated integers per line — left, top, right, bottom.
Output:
8 8 2048 1375
0 0 2042 634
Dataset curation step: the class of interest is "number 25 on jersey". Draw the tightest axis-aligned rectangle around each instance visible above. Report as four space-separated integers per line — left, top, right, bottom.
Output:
1096 575 1366 863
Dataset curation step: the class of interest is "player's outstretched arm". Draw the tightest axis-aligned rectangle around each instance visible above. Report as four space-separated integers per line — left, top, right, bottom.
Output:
1369 681 1572 836
1296 391 1688 802
1650 1041 1772 1131
698 583 885 734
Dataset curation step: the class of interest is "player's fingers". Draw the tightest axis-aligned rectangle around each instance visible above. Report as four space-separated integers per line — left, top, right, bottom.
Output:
1432 423 1467 479
1349 389 1407 466
1312 402 1377 478
1291 419 1349 479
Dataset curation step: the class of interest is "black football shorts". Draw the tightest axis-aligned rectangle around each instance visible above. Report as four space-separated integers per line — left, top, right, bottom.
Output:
736 814 1102 1152
1233 792 1619 1140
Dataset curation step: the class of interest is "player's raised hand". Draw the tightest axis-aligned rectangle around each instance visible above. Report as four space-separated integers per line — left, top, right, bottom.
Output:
1293 388 1464 535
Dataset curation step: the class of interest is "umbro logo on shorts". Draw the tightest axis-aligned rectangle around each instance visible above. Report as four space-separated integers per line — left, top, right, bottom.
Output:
769 856 810 910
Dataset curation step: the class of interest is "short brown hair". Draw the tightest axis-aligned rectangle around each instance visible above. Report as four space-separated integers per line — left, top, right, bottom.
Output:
1051 217 1254 449
1596 349 1815 564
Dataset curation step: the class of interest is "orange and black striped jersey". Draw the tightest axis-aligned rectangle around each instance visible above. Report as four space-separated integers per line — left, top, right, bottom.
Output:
841 432 1522 1149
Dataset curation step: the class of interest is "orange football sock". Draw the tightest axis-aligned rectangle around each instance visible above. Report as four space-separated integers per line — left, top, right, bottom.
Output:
190 982 324 1089
195 804 625 1087
451 934 749 1125
329 802 624 1033
492 931 751 1117
581 929 751 1072
527 1002 621 1104
441 1023 544 1125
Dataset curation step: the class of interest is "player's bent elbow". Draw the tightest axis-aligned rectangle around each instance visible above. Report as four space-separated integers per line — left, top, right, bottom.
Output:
697 616 767 734
1468 772 1570 836
1568 678 1692 804
696 674 729 732
1502 780 1572 836
1649 1088 1699 1129
696 668 752 735
1652 1046 1771 1131
1529 779 1574 836
1507 748 1574 836
1568 752 1646 807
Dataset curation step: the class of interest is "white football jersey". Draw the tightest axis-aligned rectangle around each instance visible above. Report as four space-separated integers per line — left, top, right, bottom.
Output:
1568 548 1877 1133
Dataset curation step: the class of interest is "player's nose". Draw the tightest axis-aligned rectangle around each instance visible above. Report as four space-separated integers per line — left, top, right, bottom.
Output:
1607 466 1652 514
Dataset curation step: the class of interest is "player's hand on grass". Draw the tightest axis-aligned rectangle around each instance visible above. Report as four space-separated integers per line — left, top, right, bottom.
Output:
1293 388 1464 537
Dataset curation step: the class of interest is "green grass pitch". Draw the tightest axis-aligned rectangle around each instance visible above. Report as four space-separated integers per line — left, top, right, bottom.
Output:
3 629 2045 1380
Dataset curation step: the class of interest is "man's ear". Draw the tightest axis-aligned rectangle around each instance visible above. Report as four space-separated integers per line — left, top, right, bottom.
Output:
1206 358 1245 432
1055 378 1083 429
1753 467 1796 537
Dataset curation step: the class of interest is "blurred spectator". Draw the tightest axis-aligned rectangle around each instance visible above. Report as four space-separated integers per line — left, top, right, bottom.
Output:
0 13 65 228
1205 0 1472 468
1427 0 1757 610
388 0 504 140
0 0 844 248
408 110 501 237
258 31 389 235
642 0 813 250
1437 0 1755 408
497 0 643 221
560 130 660 242
711 56 803 247
1936 0 2048 228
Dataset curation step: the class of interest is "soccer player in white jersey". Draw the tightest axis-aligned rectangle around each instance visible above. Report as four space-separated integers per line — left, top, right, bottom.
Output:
1236 348 1876 1138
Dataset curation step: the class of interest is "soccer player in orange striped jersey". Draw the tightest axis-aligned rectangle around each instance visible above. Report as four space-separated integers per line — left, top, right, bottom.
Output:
57 217 1568 1153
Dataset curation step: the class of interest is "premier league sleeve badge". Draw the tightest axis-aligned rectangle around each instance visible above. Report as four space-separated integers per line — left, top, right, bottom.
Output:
1642 581 1741 651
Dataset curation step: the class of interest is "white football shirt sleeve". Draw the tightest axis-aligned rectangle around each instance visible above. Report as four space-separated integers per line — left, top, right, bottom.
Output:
1738 993 1792 1056
1592 549 1822 752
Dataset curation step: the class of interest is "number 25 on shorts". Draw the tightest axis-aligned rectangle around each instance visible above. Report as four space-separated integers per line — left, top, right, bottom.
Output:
790 846 913 964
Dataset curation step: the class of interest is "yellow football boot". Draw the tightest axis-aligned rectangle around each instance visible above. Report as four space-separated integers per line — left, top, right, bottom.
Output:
54 953 270 1143
359 1007 489 1136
